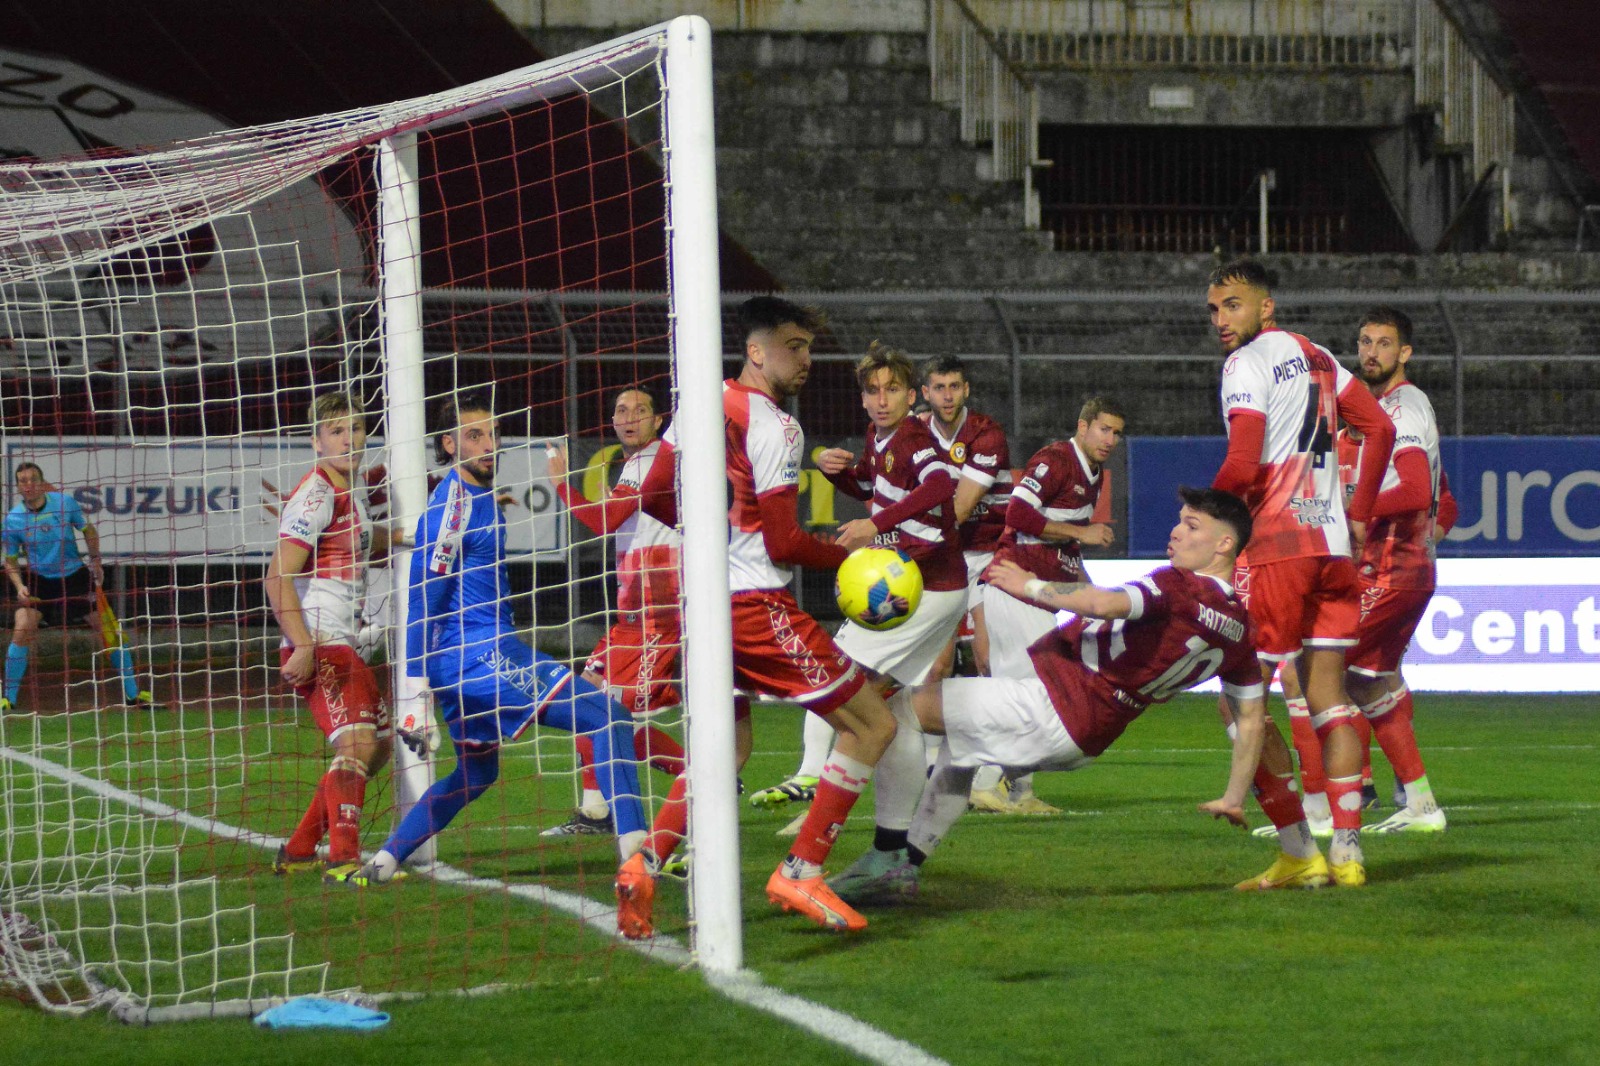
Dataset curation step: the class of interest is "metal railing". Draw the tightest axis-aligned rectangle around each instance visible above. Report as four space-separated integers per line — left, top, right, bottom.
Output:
1414 0 1514 229
930 1 1515 234
969 0 1414 69
929 0 1042 224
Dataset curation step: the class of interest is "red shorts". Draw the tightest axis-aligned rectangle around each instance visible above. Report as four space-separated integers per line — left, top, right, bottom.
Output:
584 608 682 717
1234 555 1360 662
731 588 864 715
280 644 389 741
1347 582 1433 677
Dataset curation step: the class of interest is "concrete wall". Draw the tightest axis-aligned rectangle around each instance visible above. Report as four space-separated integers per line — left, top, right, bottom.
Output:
495 0 922 32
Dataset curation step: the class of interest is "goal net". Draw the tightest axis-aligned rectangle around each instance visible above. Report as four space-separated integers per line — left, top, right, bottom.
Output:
0 16 736 1021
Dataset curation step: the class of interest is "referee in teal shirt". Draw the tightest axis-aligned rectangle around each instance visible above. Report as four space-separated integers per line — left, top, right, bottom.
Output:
2 461 150 711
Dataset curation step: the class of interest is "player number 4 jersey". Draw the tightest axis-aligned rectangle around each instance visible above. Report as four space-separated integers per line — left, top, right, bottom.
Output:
1220 329 1354 563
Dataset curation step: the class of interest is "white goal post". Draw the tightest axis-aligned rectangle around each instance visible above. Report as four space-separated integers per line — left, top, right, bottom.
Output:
0 14 741 1019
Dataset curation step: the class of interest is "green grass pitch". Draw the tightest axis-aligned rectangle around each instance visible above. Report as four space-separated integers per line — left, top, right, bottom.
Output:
4 693 1596 1065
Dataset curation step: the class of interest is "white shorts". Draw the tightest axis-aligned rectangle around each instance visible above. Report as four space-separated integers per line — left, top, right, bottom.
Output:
835 587 968 687
940 676 1095 773
963 550 994 612
979 583 1060 680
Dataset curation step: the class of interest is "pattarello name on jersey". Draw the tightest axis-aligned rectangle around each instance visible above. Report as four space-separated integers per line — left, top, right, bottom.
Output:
1337 381 1442 590
1220 328 1355 563
277 466 371 646
995 438 1103 581
838 417 966 591
1029 566 1262 755
922 408 1012 553
723 379 805 592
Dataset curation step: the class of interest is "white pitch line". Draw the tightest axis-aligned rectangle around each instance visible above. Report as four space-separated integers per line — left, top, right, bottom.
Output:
1 742 949 1066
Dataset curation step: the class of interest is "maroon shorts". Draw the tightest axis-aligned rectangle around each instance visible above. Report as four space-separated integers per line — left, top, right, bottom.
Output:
1347 582 1433 677
281 644 389 741
1235 555 1360 663
584 608 682 716
730 588 863 715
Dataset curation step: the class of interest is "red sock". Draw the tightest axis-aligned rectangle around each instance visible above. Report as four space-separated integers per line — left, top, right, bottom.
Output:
1353 714 1374 784
636 725 685 777
286 778 328 858
324 757 369 864
1286 698 1327 795
1325 773 1363 831
1253 765 1306 829
576 735 598 792
644 775 689 860
787 754 870 867
1368 686 1426 783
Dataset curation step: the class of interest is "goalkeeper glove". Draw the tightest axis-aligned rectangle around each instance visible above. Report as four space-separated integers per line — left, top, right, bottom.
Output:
396 690 440 757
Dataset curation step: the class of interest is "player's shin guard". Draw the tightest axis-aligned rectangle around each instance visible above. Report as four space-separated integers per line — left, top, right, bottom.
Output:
384 742 500 864
906 742 974 865
788 750 871 868
1286 697 1327 796
4 643 28 703
285 778 329 859
109 646 139 701
325 755 370 864
1362 685 1426 785
1253 763 1318 860
548 678 647 842
644 774 689 862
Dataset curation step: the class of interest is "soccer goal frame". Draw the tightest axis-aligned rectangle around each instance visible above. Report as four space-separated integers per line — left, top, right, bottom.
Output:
0 14 743 1020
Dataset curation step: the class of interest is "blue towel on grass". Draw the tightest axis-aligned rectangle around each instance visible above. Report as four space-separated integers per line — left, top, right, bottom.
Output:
254 996 389 1030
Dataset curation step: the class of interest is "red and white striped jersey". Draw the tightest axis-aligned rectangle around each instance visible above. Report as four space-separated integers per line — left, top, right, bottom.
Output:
1219 329 1354 564
1337 381 1441 591
994 438 1103 582
277 466 370 646
723 379 806 593
612 440 681 611
1030 565 1263 756
835 417 965 591
922 408 1012 553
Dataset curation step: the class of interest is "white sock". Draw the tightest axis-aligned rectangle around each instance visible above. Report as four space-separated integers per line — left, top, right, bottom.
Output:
579 788 608 817
1329 829 1364 867
970 764 1003 792
368 849 400 882
1403 775 1439 814
874 690 928 831
616 829 646 862
797 711 835 779
1303 791 1331 823
1276 822 1319 860
908 742 975 861
1005 769 1036 800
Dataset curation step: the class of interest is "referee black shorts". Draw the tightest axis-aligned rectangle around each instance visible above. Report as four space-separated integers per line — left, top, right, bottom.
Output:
12 568 95 628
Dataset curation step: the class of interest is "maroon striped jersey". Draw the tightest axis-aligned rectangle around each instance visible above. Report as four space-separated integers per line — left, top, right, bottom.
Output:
832 417 966 592
1030 565 1263 756
993 439 1104 582
921 408 1012 554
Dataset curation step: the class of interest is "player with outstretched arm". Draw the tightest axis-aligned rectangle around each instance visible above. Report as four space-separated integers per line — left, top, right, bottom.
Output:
827 488 1267 902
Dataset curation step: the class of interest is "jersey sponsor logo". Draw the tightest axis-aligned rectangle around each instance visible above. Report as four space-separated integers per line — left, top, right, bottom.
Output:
285 516 314 540
971 451 997 466
1072 485 1086 497
1035 462 1049 477
1224 391 1253 406
1289 495 1339 526
1397 433 1424 447
912 447 934 464
950 442 968 463
1223 355 1241 376
1195 604 1245 642
1019 476 1042 493
1271 354 1311 385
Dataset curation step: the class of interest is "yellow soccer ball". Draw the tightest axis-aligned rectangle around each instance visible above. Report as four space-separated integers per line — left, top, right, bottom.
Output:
835 547 923 631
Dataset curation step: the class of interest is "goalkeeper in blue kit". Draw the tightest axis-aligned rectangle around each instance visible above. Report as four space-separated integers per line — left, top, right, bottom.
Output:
349 391 648 886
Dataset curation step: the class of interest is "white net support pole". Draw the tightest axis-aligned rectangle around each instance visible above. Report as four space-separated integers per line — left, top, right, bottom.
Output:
378 131 437 865
665 15 741 975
